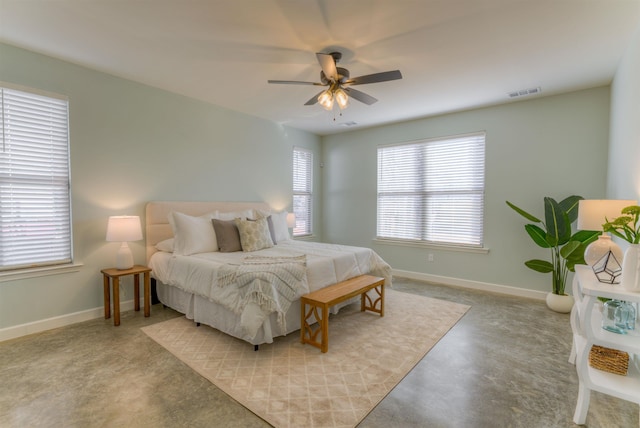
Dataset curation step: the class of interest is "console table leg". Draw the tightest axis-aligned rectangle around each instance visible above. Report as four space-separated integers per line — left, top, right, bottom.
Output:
573 383 590 425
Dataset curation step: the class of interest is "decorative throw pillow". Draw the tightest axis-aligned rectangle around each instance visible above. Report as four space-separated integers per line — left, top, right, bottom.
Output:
270 211 291 243
235 217 274 252
211 219 242 252
155 238 174 253
265 215 277 245
169 211 218 255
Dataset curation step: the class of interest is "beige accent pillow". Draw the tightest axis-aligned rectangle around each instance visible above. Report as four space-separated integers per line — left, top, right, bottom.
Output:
235 217 274 252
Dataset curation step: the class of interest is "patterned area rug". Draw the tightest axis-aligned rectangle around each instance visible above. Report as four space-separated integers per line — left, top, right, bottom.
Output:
142 289 469 428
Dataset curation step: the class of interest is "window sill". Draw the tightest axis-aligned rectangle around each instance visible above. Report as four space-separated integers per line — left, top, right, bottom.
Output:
372 238 490 254
293 234 317 241
0 263 84 282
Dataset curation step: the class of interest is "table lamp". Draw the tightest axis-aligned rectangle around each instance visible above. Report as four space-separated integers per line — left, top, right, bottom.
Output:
106 215 143 270
286 212 296 228
577 199 636 266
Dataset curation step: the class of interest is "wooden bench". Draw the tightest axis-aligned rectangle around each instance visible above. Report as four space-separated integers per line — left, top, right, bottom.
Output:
300 274 385 353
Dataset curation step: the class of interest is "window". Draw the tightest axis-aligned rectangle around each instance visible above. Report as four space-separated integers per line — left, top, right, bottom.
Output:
292 147 312 236
0 84 72 271
377 132 485 247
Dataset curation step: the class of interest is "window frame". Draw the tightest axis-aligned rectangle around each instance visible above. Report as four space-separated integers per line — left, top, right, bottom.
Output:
376 132 486 249
0 82 74 272
292 146 313 237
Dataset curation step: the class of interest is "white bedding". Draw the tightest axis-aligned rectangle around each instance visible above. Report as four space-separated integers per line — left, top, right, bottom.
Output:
149 240 392 340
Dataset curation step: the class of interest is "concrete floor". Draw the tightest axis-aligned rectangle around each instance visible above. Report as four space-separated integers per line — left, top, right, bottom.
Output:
0 277 638 427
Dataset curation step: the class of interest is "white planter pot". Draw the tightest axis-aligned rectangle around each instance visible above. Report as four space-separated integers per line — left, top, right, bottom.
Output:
546 292 574 313
621 243 640 292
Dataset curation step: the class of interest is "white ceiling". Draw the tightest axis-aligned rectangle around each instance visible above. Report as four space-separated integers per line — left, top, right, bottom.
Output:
1 0 639 135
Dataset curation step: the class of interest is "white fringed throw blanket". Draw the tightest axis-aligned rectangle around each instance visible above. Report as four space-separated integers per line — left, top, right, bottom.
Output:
216 255 307 338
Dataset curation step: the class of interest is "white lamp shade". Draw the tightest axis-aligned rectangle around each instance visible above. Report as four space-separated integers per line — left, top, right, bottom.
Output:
286 212 296 228
577 199 636 231
106 216 143 242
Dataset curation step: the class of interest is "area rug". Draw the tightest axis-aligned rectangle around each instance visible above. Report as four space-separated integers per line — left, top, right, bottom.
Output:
142 289 469 428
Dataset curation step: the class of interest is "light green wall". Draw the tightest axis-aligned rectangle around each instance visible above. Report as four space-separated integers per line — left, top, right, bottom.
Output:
322 87 611 293
607 26 640 205
3 28 637 334
0 43 321 331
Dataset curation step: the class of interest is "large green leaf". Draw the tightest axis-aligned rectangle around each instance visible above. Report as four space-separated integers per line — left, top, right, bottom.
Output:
525 259 554 273
559 195 583 224
506 201 541 223
560 240 581 259
525 224 552 248
544 197 570 246
571 229 600 245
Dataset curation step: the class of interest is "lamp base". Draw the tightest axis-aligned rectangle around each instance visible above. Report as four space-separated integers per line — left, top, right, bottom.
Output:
115 242 134 270
584 235 623 266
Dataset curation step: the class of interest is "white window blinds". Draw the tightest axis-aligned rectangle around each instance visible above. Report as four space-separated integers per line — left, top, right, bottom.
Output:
377 132 485 247
0 85 72 270
292 147 312 236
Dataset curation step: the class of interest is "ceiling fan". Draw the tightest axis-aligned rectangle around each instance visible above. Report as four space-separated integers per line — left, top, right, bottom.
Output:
267 52 402 110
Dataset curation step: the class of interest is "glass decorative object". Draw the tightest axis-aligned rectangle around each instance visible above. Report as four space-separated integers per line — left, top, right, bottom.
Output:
614 301 636 332
602 300 637 334
592 250 622 284
602 300 626 334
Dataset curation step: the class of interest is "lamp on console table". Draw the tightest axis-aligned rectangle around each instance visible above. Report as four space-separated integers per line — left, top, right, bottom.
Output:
106 216 143 270
577 199 636 283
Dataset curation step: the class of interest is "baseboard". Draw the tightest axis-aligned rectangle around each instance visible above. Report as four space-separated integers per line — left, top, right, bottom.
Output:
2 272 545 342
392 269 547 301
0 299 137 342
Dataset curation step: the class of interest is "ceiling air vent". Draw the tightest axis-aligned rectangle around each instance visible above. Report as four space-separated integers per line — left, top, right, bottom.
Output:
508 87 541 98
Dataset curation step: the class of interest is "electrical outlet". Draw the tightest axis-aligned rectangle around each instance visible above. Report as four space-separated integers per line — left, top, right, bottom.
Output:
428 253 434 262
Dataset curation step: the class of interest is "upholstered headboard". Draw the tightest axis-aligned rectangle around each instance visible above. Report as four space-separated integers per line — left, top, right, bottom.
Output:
145 201 272 263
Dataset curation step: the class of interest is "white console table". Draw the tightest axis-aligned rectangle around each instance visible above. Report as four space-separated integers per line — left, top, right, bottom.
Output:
570 265 640 425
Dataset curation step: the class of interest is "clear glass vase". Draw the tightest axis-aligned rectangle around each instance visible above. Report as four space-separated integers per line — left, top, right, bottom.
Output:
602 300 626 334
614 300 636 331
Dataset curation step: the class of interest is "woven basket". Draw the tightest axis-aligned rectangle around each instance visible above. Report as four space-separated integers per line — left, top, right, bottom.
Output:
588 345 629 376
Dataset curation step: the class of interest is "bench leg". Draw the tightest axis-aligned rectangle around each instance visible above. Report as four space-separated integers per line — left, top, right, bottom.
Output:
300 301 306 344
361 284 385 316
320 305 329 353
301 301 326 352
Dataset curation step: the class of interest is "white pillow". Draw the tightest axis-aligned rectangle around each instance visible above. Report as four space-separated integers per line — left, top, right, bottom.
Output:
155 238 174 252
169 211 218 255
270 211 291 243
216 209 254 221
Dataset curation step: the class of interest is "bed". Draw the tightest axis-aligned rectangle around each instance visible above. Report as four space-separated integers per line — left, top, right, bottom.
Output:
145 201 392 347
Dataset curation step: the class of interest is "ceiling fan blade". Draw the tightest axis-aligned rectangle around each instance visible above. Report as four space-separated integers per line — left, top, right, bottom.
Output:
345 70 403 85
267 80 324 85
304 90 325 106
344 87 378 105
316 53 338 82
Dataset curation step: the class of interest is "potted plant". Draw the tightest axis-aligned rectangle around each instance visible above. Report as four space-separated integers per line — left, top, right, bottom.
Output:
506 195 600 312
602 205 640 244
603 205 640 291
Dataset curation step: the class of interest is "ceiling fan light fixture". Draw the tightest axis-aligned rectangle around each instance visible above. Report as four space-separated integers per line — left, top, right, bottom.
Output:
334 88 349 109
318 90 334 110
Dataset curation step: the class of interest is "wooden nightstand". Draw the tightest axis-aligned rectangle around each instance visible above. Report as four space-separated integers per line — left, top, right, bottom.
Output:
101 265 152 326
